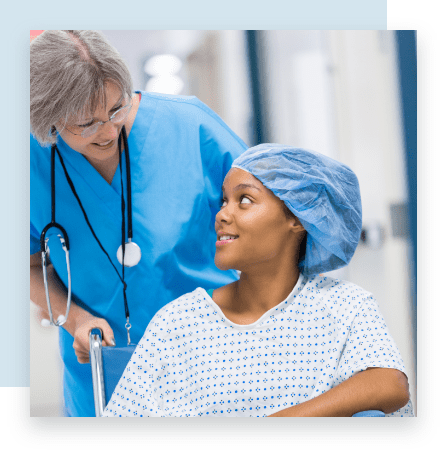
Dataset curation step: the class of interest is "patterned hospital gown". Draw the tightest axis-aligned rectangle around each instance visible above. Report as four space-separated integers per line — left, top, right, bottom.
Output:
103 274 414 417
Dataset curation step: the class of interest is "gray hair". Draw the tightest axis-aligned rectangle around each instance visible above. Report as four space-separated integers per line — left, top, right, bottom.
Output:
30 30 133 146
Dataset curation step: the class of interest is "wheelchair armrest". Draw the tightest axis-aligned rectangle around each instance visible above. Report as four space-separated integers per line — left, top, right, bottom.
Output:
352 410 385 417
89 329 137 417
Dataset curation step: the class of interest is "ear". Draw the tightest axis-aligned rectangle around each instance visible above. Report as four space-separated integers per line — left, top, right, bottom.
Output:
289 216 304 234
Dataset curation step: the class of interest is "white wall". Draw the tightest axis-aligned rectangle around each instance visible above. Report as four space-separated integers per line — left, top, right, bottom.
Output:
30 303 63 416
330 30 415 414
260 30 416 414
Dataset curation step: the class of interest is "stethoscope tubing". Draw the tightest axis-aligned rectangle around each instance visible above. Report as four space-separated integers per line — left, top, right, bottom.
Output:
41 127 135 335
41 232 71 326
40 143 72 326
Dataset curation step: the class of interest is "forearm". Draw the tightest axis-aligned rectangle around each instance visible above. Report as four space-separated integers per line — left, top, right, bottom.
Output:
269 368 410 417
30 262 93 337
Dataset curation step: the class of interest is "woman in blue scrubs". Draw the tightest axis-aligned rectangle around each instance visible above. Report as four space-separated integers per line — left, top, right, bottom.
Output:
30 30 247 417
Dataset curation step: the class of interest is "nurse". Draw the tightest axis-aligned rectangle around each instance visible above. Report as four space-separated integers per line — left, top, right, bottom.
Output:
30 30 247 417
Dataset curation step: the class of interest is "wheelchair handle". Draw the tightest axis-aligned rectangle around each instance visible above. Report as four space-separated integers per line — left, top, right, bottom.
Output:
89 328 106 417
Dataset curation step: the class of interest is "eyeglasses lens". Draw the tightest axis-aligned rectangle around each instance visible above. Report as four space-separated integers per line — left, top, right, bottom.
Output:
80 103 132 138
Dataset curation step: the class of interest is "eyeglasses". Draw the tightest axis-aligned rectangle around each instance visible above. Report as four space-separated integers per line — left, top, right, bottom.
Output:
64 98 133 138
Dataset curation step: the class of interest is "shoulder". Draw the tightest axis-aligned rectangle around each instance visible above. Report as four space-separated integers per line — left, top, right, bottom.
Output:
30 133 50 177
303 274 373 298
300 274 375 314
145 288 208 330
30 133 41 146
30 133 47 154
140 91 246 147
141 91 215 117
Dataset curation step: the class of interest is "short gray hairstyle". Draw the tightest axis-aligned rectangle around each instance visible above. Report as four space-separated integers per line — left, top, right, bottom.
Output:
30 30 133 146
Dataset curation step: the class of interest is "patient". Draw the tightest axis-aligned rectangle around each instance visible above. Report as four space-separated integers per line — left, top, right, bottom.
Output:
103 144 413 417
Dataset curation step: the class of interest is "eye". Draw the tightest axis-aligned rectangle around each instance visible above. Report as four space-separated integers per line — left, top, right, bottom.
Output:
240 196 251 204
220 200 228 208
111 104 122 114
77 120 94 128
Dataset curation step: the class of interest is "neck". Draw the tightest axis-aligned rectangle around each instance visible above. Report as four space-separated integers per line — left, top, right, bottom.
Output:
86 142 121 184
232 261 300 317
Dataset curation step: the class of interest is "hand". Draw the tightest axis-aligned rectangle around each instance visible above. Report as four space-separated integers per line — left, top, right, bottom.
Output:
72 316 115 364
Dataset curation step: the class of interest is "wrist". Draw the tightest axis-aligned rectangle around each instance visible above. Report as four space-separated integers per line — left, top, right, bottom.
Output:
63 304 94 337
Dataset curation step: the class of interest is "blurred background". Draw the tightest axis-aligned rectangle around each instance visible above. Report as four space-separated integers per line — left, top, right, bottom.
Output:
30 30 417 416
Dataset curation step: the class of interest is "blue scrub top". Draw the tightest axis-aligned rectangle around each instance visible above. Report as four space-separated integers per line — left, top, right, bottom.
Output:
30 92 247 416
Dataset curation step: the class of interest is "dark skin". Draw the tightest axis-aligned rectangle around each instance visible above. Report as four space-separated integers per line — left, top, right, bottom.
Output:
212 168 410 416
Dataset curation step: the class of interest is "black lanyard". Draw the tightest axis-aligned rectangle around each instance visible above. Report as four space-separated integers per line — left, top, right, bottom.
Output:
50 126 132 339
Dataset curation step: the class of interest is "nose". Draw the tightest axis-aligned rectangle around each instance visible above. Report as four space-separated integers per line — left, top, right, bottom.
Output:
99 120 120 139
215 203 233 227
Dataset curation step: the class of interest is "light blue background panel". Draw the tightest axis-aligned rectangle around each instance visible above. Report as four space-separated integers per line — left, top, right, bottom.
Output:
6 0 387 388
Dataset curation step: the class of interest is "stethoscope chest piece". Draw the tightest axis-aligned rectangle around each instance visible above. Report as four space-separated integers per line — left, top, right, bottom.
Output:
117 241 141 267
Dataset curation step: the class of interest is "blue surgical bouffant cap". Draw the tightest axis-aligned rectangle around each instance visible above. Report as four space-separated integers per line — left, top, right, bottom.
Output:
231 144 362 275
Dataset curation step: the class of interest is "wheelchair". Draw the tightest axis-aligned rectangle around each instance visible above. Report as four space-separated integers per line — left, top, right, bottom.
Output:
89 328 386 418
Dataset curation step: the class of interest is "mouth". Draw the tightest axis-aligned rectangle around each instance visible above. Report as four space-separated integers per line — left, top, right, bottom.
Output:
92 139 115 150
216 233 239 247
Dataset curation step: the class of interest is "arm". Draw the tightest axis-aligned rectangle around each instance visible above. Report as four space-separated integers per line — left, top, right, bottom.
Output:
30 252 115 363
268 367 410 417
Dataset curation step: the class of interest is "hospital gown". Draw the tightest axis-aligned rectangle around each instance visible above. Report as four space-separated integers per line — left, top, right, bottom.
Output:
103 274 414 417
30 91 247 416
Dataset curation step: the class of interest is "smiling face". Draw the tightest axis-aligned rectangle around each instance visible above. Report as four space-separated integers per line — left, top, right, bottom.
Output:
215 168 304 273
56 82 129 162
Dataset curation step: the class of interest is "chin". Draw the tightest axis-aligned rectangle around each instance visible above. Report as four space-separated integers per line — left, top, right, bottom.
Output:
214 256 237 271
214 261 231 271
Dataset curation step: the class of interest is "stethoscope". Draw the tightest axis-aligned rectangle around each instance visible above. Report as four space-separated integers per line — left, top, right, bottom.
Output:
40 126 140 344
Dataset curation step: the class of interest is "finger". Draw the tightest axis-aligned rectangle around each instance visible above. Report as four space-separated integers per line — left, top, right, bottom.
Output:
76 356 90 364
74 348 90 359
101 337 116 347
73 337 90 354
77 356 90 364
97 321 115 347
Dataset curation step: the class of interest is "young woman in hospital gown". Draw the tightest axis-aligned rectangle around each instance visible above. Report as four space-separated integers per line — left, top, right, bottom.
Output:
103 144 414 417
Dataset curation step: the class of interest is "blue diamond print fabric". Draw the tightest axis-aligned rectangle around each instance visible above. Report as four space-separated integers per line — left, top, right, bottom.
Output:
102 274 414 417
